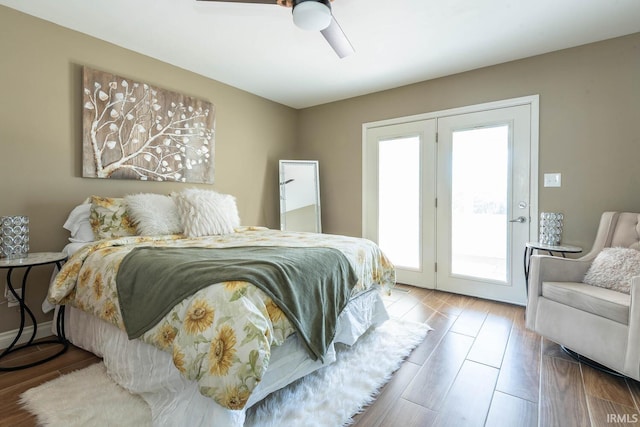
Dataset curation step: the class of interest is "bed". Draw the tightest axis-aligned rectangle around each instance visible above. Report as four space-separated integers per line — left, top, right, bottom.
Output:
45 191 395 426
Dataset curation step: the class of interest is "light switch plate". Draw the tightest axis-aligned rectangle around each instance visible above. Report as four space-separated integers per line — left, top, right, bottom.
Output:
544 173 562 187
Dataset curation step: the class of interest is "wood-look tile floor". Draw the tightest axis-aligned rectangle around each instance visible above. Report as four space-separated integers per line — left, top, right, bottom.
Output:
2 284 640 426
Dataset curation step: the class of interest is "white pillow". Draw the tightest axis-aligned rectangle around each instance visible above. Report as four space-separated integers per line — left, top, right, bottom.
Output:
583 247 640 294
173 189 240 237
63 203 90 235
125 193 183 236
69 222 95 243
63 203 95 242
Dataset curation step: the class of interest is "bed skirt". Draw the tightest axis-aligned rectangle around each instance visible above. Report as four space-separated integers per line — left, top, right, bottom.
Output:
52 289 389 426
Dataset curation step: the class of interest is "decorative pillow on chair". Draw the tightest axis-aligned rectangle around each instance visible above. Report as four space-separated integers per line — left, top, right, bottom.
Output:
125 193 183 236
583 247 640 294
89 196 137 240
173 189 240 237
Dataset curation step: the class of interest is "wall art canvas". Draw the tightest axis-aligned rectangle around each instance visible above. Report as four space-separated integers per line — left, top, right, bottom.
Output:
82 67 215 183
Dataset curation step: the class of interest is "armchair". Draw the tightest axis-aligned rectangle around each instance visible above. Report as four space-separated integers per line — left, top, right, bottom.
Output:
525 212 640 380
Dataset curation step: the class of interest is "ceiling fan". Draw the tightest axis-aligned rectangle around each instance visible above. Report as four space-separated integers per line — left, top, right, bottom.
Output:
196 0 354 58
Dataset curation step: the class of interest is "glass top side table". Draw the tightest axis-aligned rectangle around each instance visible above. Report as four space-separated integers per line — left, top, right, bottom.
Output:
0 252 68 371
523 242 583 293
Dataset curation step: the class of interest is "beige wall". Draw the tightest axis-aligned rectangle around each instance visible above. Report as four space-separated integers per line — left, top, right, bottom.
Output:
0 6 298 332
297 33 640 252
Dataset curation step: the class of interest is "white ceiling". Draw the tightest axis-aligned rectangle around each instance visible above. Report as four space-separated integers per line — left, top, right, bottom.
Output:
2 0 640 109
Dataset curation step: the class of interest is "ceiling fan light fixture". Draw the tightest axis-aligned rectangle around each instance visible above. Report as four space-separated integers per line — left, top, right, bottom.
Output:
292 0 332 31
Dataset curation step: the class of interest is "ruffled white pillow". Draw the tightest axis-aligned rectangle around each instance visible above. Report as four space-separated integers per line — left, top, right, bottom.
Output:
125 193 183 236
173 189 240 237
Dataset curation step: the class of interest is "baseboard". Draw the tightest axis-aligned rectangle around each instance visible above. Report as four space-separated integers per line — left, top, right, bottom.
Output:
0 321 53 351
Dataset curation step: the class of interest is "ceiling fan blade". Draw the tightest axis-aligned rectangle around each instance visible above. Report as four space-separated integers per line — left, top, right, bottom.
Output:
321 16 354 58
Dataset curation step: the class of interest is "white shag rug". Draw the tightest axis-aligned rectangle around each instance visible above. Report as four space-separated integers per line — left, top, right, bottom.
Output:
21 318 431 427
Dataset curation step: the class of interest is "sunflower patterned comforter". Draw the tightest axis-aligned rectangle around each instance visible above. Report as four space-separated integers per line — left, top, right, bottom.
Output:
48 227 395 411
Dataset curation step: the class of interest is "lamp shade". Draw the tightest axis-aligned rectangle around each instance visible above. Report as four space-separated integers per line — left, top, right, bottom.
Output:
292 0 332 31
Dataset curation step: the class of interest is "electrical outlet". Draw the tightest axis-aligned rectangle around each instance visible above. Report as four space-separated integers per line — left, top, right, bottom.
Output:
5 286 21 308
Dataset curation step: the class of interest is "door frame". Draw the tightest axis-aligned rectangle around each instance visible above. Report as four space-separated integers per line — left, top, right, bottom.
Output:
362 95 539 300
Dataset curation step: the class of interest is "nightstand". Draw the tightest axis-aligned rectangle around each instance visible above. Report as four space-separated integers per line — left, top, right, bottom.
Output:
0 252 68 371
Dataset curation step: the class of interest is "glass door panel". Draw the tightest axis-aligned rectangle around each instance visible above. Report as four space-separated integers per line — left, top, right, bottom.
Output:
451 125 508 282
378 136 420 269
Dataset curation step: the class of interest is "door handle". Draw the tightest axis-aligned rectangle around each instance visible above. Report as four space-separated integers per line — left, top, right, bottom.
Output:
509 216 527 223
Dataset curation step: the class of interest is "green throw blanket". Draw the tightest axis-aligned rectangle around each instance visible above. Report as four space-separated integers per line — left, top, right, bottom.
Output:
115 246 358 361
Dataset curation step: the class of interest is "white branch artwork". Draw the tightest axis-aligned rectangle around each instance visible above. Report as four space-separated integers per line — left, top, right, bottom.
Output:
82 67 215 183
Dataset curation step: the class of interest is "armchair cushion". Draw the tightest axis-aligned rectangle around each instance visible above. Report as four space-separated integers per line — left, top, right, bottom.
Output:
583 247 640 294
542 281 631 325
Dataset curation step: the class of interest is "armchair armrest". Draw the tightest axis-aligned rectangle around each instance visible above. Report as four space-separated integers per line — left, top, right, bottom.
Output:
525 254 592 331
529 254 592 295
624 276 640 378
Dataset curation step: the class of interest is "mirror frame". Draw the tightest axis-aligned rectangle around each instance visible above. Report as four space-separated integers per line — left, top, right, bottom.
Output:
279 160 322 233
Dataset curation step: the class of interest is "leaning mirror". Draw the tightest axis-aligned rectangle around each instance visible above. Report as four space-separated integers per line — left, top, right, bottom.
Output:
279 160 321 233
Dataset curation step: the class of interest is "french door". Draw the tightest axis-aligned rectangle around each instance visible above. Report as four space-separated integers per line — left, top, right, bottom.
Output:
363 120 437 288
363 97 538 305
